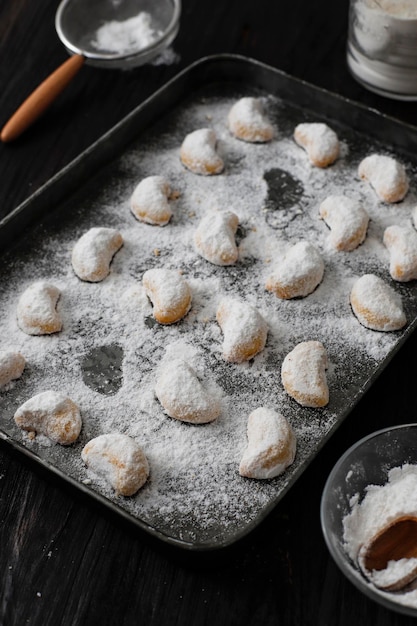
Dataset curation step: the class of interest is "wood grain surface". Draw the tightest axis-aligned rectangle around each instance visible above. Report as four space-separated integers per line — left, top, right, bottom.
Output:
1 1 417 624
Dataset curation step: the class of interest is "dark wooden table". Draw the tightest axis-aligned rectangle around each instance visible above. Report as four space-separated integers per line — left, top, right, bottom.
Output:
1 1 417 624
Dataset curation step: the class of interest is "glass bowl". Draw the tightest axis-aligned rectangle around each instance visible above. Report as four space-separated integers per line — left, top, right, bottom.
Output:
321 424 417 617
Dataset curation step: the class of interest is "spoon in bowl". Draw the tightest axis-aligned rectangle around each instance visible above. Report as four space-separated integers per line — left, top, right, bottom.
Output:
1 0 181 142
358 515 417 592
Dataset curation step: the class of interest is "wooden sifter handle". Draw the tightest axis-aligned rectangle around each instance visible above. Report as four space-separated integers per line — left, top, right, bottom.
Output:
1 54 85 143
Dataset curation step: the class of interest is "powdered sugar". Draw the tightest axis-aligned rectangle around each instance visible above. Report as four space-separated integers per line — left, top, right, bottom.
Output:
1 86 417 546
91 12 163 55
343 464 417 607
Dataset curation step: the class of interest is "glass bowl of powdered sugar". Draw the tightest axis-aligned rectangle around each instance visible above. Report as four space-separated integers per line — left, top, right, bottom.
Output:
321 424 417 616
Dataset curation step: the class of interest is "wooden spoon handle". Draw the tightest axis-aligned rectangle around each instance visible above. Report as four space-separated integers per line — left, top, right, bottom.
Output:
1 54 85 143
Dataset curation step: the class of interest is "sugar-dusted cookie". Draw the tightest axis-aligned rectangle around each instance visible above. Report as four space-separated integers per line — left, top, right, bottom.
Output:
216 297 268 363
155 357 220 424
350 274 406 331
194 210 239 266
142 268 192 324
130 175 173 226
281 340 329 408
227 97 274 143
383 224 417 282
180 128 224 175
294 122 339 167
239 407 296 479
14 390 82 445
81 433 149 496
266 241 324 299
319 195 369 251
358 154 409 203
72 227 123 282
17 281 62 335
0 350 25 388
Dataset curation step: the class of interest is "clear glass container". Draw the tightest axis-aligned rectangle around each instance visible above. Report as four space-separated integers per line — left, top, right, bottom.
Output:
347 0 417 100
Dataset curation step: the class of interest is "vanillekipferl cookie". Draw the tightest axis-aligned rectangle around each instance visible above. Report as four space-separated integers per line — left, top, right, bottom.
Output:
155 357 221 424
81 433 149 496
216 296 268 363
294 122 339 168
142 268 192 324
265 240 324 299
72 227 123 282
0 350 25 388
281 340 329 408
180 128 224 175
17 281 62 336
319 195 369 252
194 210 239 266
227 97 274 143
14 390 82 445
350 274 406 332
239 407 296 479
383 224 417 282
358 154 409 203
130 175 174 226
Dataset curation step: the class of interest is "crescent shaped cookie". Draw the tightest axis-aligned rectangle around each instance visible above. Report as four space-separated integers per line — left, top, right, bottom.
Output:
239 407 296 479
17 281 62 335
142 268 192 324
81 433 149 496
266 241 324 299
358 154 409 203
180 128 224 175
0 350 25 388
130 175 173 226
14 390 82 445
155 357 220 424
350 274 406 331
294 122 339 167
319 195 369 251
383 224 417 282
216 297 268 362
194 211 239 266
72 227 123 282
228 97 274 143
281 340 329 408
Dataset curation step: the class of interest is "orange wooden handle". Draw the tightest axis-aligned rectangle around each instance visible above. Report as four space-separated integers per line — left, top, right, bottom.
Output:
1 54 85 143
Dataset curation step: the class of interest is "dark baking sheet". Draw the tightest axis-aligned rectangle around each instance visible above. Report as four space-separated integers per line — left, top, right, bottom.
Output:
1 54 417 550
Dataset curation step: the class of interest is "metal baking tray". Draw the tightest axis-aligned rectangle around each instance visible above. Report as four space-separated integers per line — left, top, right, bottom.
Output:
1 54 417 550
